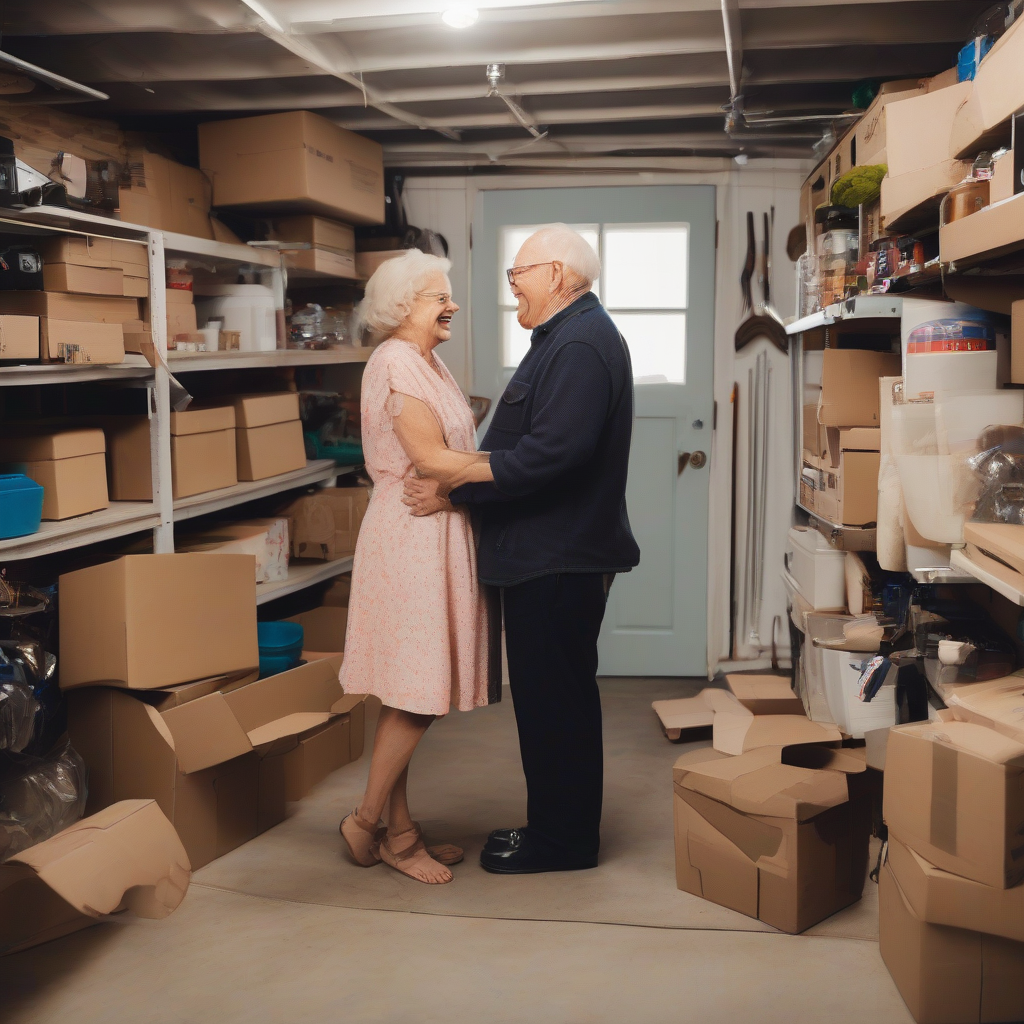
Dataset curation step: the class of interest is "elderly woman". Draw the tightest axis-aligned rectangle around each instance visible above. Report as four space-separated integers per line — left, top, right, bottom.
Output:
339 249 495 885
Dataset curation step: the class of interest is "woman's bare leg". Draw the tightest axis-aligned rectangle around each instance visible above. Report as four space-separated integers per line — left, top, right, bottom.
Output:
388 765 416 834
358 705 434 823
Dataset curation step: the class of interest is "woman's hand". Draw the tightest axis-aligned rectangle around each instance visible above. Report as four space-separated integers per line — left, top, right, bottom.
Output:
402 475 452 516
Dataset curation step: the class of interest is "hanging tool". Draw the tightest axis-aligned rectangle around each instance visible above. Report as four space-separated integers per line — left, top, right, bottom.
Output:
735 210 787 354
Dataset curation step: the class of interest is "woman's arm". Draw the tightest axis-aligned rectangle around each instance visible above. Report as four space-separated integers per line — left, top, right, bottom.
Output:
392 392 494 492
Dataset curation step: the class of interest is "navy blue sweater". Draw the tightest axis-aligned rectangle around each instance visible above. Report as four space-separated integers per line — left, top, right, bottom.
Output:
450 292 640 587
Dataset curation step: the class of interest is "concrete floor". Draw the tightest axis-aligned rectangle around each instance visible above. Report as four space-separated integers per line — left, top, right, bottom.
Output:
0 679 914 1024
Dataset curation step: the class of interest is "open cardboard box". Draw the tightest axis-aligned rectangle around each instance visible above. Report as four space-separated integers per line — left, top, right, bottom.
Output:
724 674 805 716
883 712 1024 888
68 654 366 869
673 745 872 933
0 799 190 956
712 699 841 755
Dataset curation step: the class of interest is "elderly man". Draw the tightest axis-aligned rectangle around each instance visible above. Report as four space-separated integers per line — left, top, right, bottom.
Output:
405 223 639 874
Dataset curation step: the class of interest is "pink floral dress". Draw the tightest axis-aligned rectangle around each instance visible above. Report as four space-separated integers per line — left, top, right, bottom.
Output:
339 338 494 715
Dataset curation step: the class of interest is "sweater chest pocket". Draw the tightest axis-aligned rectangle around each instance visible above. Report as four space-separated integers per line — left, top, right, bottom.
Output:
490 380 531 433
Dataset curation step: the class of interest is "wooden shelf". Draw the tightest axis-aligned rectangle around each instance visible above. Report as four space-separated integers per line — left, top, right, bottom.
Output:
167 347 372 372
0 502 159 561
256 556 353 605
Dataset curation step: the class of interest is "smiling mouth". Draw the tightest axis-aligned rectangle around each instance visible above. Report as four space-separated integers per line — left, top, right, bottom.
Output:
438 314 452 326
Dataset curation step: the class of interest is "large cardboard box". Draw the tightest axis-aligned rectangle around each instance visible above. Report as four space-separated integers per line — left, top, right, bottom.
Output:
880 159 972 231
883 717 1024 888
0 290 140 324
284 485 371 560
884 83 973 178
59 554 259 691
0 428 108 520
39 319 124 364
232 392 305 481
879 862 1024 1024
67 655 366 868
949 17 1024 159
942 672 1024 742
356 249 406 280
673 746 872 933
0 799 191 956
36 234 115 269
118 150 213 239
887 833 1024 944
42 263 124 296
0 314 38 359
106 407 237 501
177 519 289 584
818 350 901 428
198 111 384 226
285 604 348 653
724 674 806 716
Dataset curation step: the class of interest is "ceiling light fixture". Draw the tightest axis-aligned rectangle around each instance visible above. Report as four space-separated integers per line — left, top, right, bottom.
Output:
442 6 479 28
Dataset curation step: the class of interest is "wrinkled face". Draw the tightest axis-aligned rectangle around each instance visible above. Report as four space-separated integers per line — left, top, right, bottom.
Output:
508 239 560 330
402 270 459 345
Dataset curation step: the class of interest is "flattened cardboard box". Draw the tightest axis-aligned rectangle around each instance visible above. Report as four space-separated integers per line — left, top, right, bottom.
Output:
0 799 190 956
879 862 1024 1024
673 746 871 933
883 716 1024 888
68 655 366 868
59 553 259 691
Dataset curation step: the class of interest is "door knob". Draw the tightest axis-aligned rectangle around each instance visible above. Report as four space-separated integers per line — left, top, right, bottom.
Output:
690 451 707 469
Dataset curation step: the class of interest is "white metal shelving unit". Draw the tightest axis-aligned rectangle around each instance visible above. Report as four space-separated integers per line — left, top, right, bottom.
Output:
0 209 364 602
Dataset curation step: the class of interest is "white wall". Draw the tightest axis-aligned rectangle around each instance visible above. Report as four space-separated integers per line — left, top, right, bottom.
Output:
403 163 807 676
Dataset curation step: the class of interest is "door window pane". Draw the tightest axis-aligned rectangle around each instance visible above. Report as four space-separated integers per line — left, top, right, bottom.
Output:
603 225 688 309
610 312 687 383
503 309 533 368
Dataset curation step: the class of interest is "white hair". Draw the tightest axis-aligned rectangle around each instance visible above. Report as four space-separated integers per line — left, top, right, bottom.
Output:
524 223 601 286
357 250 452 334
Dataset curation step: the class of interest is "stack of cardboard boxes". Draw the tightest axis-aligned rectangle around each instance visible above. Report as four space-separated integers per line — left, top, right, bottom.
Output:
879 713 1024 1023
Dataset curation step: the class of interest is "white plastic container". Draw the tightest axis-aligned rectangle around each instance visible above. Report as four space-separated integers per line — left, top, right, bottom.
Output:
935 390 1024 454
194 284 276 352
784 527 846 610
904 350 998 401
820 648 897 738
896 453 976 544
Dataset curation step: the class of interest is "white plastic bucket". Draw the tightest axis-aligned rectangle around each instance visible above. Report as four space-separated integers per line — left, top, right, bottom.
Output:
194 284 276 352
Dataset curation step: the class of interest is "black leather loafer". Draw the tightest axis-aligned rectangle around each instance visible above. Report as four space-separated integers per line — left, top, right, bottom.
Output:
479 827 598 874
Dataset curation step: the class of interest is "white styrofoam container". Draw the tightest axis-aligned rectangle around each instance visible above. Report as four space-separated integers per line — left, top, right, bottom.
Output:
784 527 846 610
194 284 277 352
821 647 897 738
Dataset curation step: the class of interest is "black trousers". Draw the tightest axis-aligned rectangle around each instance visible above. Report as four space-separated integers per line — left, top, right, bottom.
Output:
501 572 608 858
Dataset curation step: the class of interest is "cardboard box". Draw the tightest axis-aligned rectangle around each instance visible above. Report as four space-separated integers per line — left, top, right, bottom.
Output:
724 674 806 716
166 288 198 337
284 247 358 280
43 262 124 296
880 159 972 231
887 833 1024 944
1012 300 1024 385
879 862 1024 1024
237 420 306 481
110 239 149 273
0 314 39 359
0 290 140 324
673 746 871 933
106 407 238 500
178 519 289 584
949 17 1024 159
818 427 881 528
198 111 384 225
849 78 929 169
35 234 115 269
652 688 741 741
355 249 406 280
40 319 125 364
991 149 1015 205
941 190 1024 264
59 553 259 691
0 428 108 520
67 655 365 868
883 717 1024 888
712 703 842 755
118 150 213 239
122 274 148 298
802 403 828 461
818 350 901 428
270 215 355 262
285 604 348 652
0 799 191 956
231 392 300 429
143 668 261 713
884 83 973 178
943 673 1024 742
284 485 371 560
322 573 351 607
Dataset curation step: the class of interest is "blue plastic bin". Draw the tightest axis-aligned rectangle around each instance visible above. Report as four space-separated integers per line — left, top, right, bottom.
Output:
0 474 44 540
257 621 305 678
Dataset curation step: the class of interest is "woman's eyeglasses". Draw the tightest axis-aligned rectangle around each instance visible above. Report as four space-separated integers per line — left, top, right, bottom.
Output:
506 261 561 286
418 291 453 304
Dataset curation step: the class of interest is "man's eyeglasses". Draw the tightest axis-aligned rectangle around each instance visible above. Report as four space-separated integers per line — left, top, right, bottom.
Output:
506 261 561 286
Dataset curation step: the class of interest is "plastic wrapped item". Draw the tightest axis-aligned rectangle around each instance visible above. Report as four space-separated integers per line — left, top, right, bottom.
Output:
0 741 87 862
0 669 38 753
968 425 1024 524
817 227 858 307
288 303 328 350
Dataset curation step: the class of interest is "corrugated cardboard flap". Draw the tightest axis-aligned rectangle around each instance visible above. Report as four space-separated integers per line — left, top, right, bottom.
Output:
714 710 841 755
247 711 333 747
169 404 236 436
3 799 190 921
331 693 366 715
896 718 1024 766
161 692 254 773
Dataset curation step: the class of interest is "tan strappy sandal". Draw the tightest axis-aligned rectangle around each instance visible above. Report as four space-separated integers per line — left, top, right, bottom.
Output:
380 824 454 884
412 821 464 866
339 808 386 867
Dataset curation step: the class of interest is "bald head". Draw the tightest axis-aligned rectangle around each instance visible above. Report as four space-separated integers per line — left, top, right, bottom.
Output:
510 223 601 329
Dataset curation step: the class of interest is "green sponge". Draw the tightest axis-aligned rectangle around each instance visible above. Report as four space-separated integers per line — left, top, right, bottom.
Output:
831 164 887 208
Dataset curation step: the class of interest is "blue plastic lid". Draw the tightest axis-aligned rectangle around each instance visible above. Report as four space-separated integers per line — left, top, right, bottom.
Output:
257 620 305 652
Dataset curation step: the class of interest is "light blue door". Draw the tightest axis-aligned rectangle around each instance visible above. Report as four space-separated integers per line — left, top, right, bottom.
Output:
472 185 716 676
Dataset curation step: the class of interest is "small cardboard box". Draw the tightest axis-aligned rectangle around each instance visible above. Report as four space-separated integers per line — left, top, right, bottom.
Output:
178 519 289 584
67 655 366 868
59 553 259 691
270 214 355 265
110 239 149 274
673 746 872 933
940 191 1024 265
879 861 1024 1024
883 82 973 178
284 247 358 280
0 799 191 956
883 716 1024 888
43 262 124 296
122 274 148 298
820 427 881 528
284 485 371 560
237 420 306 481
39 319 125 364
199 111 384 226
0 314 39 359
285 604 348 653
0 428 108 520
166 288 198 337
724 674 806 716
887 832 1024 944
818 350 901 428
232 392 300 429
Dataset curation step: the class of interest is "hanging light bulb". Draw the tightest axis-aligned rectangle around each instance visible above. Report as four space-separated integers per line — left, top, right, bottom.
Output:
442 6 479 28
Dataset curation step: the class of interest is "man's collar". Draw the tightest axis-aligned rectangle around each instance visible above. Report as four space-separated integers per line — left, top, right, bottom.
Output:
530 291 599 345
